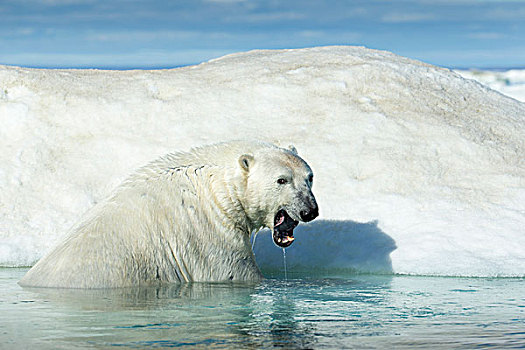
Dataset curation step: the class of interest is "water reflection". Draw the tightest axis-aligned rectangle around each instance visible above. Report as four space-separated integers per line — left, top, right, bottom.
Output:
26 281 258 311
17 281 262 348
17 276 393 349
242 281 317 348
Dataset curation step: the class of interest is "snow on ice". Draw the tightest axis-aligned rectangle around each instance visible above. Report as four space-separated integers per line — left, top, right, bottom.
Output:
1 46 524 277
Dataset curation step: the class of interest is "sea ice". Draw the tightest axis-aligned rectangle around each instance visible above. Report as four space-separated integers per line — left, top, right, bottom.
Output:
1 46 524 277
456 69 525 102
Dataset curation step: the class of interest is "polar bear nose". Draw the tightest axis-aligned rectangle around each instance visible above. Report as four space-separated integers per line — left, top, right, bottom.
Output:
300 206 318 222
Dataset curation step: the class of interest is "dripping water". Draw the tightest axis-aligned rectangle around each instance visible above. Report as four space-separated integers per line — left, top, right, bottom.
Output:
282 248 287 280
251 231 259 251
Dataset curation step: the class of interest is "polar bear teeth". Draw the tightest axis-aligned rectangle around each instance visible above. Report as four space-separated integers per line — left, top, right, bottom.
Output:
278 236 295 244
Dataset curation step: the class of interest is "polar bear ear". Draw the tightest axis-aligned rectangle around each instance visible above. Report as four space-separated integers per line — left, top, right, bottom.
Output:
239 154 254 172
288 145 298 155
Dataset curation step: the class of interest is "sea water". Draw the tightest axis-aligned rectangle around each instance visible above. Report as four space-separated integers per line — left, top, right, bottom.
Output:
1 268 523 349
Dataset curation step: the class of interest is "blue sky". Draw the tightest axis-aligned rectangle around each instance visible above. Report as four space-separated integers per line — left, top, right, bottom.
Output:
1 0 525 69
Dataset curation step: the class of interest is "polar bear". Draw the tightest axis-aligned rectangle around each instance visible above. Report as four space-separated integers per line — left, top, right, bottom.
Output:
19 140 318 288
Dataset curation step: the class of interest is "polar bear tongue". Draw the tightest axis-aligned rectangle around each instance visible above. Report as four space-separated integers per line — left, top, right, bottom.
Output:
275 213 285 226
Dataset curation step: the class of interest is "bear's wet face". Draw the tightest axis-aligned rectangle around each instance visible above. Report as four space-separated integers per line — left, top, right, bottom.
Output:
273 209 299 247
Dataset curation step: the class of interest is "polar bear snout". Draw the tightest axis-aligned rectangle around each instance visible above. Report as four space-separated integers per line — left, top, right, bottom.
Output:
299 195 319 222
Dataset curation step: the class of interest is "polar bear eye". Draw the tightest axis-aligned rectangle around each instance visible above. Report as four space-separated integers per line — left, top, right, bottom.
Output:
277 178 288 185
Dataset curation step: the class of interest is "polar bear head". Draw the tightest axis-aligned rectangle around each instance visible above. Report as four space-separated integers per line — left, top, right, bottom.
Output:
238 145 318 248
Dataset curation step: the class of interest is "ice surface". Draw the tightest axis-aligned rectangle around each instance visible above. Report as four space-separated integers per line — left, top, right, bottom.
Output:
1 46 524 277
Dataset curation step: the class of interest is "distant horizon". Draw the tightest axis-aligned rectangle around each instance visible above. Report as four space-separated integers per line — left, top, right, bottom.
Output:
5 63 525 72
2 47 525 72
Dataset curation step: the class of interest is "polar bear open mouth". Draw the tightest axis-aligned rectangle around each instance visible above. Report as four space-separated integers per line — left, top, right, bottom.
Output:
273 209 299 248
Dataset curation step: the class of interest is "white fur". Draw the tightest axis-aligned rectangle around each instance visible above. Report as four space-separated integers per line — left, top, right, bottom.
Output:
19 140 315 288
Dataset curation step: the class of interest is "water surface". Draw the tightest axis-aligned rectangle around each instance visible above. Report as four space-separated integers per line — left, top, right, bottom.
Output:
1 268 523 349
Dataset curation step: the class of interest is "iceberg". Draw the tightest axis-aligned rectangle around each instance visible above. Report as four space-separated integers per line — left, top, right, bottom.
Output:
1 46 524 277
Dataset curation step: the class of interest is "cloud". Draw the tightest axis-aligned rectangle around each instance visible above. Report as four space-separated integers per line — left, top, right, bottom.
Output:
483 7 525 20
466 32 507 40
1 27 36 36
381 12 437 23
85 30 204 43
296 30 361 42
228 11 307 22
12 0 99 5
204 0 247 3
